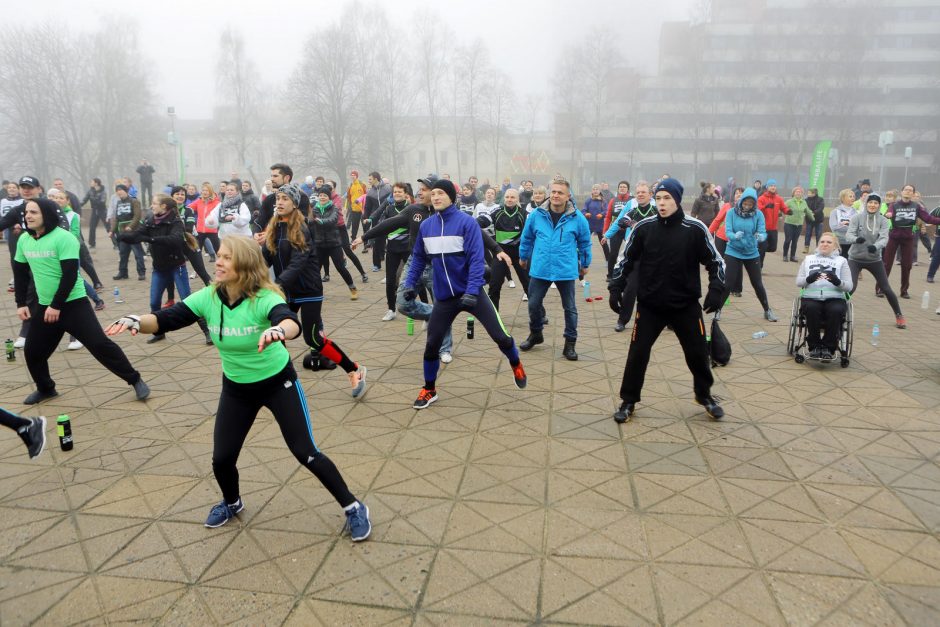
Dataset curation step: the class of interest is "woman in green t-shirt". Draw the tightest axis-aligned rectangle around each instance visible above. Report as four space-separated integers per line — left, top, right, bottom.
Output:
105 236 372 538
13 198 150 405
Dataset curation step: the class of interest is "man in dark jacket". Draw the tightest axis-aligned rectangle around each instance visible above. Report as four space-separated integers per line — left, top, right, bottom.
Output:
135 160 155 206
608 178 726 423
362 172 391 271
258 163 310 229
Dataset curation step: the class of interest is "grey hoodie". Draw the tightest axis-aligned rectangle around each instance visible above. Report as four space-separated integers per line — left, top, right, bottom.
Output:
828 204 856 244
846 209 890 263
796 249 853 300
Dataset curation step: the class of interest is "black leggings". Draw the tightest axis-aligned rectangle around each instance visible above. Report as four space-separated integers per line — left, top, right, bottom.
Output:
607 230 625 278
488 244 530 310
848 259 902 316
0 407 30 432
801 298 846 351
167 246 212 300
213 363 355 506
79 241 101 287
197 233 220 257
317 246 354 286
595 232 610 262
325 229 366 277
715 240 743 292
25 298 141 393
722 256 769 310
423 292 518 387
383 247 410 311
288 300 356 372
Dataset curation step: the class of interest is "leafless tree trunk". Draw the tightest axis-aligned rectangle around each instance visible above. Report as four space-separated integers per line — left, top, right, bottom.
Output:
414 9 453 174
217 27 264 185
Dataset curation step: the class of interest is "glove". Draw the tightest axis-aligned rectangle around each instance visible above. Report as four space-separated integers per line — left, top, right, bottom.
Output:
609 291 622 313
867 245 877 254
617 217 629 229
111 314 141 335
805 271 821 284
460 293 478 309
756 233 767 243
702 287 724 314
733 231 744 240
402 286 417 302
260 325 286 344
828 274 841 286
855 236 866 244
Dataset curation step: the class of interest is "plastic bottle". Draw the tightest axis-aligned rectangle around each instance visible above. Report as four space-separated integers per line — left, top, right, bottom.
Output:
583 281 591 301
57 415 73 451
114 287 124 304
922 291 930 310
871 323 879 346
466 316 475 339
406 317 414 336
5 338 14 361
752 331 769 339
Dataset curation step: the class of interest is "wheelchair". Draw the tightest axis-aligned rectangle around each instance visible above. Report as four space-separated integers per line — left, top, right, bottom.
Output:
786 295 853 367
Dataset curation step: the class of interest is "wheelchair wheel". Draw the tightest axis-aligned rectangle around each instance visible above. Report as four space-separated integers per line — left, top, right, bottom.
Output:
787 297 800 355
841 357 850 368
842 302 854 358
795 354 805 364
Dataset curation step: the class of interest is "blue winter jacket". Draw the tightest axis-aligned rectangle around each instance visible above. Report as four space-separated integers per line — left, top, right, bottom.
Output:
403 204 485 300
724 188 767 260
582 198 607 234
519 201 592 281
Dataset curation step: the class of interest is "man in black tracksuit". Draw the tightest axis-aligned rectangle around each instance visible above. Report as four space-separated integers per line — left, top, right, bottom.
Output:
605 182 656 331
608 178 726 423
487 189 529 310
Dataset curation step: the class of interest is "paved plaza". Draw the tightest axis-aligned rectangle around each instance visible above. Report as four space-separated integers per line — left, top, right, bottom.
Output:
1 238 940 626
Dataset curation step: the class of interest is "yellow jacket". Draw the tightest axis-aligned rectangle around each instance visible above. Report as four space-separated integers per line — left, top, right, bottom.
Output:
346 180 367 213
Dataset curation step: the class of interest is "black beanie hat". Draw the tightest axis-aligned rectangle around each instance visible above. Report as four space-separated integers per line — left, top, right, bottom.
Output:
431 179 457 204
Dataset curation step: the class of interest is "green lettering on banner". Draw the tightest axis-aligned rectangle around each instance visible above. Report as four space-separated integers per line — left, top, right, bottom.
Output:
808 140 831 197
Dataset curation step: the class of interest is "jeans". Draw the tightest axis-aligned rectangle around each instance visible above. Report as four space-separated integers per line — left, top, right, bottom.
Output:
396 256 453 354
150 264 191 313
804 222 824 248
118 240 146 277
782 223 802 259
527 278 578 340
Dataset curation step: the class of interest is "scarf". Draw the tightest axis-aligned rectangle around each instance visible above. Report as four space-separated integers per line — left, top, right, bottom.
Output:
221 194 243 212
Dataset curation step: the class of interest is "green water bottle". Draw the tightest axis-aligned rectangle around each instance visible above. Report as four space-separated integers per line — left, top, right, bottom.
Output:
466 316 475 339
407 317 414 335
57 415 73 451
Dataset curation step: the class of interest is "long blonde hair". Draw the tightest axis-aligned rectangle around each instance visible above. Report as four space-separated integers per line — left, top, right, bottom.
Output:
264 197 308 254
215 235 283 301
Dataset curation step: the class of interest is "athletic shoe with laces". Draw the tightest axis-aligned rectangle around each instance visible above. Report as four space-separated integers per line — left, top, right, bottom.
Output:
896 315 906 329
361 274 369 283
508 280 516 288
349 366 367 399
204 498 244 528
13 337 26 349
67 340 83 351
413 388 438 409
512 362 527 389
19 416 47 459
344 501 371 541
133 379 151 400
380 277 386 283
522 293 528 302
439 352 453 364
349 287 358 301
382 310 396 321
24 389 58 405
764 309 778 322
322 275 330 282
696 396 725 420
162 299 175 308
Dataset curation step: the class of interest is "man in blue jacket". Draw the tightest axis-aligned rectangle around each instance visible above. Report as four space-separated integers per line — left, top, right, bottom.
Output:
518 179 592 360
401 179 527 409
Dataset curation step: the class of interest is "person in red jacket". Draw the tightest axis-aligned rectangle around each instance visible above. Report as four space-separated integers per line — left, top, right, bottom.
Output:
757 179 789 267
709 186 745 296
601 181 631 279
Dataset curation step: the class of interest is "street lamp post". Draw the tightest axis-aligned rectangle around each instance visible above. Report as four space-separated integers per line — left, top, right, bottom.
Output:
878 130 893 193
903 146 912 186
167 106 184 185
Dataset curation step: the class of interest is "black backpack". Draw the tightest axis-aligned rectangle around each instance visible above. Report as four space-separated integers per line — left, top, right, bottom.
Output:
709 317 732 367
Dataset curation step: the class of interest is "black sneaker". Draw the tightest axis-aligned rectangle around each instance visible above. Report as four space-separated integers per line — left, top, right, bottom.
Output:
24 389 58 405
361 274 369 283
112 274 128 280
137 275 146 281
696 396 724 420
615 322 626 332
413 388 438 409
18 416 47 459
146 334 166 344
613 402 635 424
322 275 330 282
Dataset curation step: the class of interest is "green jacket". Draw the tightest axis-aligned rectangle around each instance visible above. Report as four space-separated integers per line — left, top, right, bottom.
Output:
784 198 812 226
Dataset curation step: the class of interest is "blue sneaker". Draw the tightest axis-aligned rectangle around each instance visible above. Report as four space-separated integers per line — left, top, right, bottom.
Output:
349 366 367 399
204 498 244 528
344 501 371 541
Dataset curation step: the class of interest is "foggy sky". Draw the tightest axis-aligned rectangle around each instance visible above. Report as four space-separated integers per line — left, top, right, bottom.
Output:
32 0 691 123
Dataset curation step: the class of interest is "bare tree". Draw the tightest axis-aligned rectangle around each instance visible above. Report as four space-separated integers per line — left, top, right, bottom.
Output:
577 29 623 183
485 70 515 184
414 9 453 173
217 27 264 185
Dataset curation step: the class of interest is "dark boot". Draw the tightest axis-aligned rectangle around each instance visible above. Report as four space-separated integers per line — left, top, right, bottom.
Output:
519 332 543 351
303 351 336 371
562 338 578 361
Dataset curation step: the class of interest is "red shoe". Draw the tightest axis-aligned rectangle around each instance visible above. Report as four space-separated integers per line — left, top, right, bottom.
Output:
896 315 906 329
162 299 175 309
413 388 438 410
512 362 527 389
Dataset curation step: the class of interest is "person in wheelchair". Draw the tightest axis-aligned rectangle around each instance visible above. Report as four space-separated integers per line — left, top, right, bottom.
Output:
795 233 853 360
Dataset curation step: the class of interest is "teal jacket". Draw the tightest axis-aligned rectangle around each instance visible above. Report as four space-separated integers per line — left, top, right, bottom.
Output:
519 201 592 281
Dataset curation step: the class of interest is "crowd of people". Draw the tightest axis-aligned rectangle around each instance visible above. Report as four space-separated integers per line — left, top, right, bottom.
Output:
1 161 936 543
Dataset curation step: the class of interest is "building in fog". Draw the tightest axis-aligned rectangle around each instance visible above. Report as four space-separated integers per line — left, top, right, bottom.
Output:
573 0 940 200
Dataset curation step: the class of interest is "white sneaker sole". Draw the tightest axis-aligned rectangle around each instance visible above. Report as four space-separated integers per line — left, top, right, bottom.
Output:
349 503 371 542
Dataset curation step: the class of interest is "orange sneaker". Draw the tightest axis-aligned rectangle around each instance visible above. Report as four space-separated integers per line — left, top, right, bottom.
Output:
413 387 438 409
162 299 175 308
896 315 906 329
512 362 527 389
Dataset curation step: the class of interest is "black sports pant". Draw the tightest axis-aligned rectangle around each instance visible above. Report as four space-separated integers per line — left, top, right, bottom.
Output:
715 240 743 292
384 247 410 311
617 264 640 325
25 298 141 393
801 298 846 351
0 407 30 432
212 363 356 507
721 256 769 310
317 246 354 286
595 232 610 262
348 212 362 239
87 206 108 247
620 301 713 403
848 259 901 317
372 238 385 269
758 229 778 267
197 233 220 258
488 244 530 310
79 241 101 287
607 230 625 278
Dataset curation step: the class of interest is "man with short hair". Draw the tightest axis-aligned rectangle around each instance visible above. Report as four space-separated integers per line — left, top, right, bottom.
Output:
135 160 155 206
110 185 146 280
609 178 726 423
345 170 367 238
52 179 82 217
362 172 391 271
601 181 632 279
258 164 309 230
518 179 592 361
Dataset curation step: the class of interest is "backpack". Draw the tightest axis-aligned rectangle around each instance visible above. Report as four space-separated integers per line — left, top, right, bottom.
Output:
709 316 732 367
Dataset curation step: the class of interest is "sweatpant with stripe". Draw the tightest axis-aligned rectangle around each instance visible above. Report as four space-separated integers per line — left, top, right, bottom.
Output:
619 301 713 404
423 292 518 387
213 362 355 507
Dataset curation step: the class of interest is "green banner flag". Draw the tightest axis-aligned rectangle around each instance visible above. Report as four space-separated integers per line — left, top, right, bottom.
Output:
808 140 831 197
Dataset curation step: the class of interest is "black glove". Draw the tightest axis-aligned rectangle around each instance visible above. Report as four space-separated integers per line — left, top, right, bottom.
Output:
867 245 877 254
609 291 622 313
855 236 866 244
617 217 630 229
402 287 417 302
805 271 821 284
828 274 841 286
460 293 478 309
702 287 724 314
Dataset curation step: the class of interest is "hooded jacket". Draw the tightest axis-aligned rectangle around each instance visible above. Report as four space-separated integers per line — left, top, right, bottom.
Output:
12 198 82 309
691 192 720 226
119 209 187 270
758 190 789 231
796 249 852 300
611 204 725 312
846 209 890 263
519 200 592 282
722 188 766 260
261 221 322 301
309 201 343 248
403 203 485 300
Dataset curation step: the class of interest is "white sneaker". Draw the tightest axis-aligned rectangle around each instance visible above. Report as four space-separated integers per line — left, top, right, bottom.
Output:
381 310 396 321
67 340 83 351
189 273 196 280
936 305 940 315
522 294 528 302
440 352 453 364
508 280 516 288
13 337 25 349
380 277 386 283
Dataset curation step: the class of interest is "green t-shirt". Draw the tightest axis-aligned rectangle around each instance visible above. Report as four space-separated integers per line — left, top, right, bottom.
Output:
14 227 85 306
63 207 81 239
183 286 290 383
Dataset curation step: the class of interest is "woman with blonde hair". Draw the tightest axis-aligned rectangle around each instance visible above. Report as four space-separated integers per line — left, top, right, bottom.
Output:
106 235 372 538
829 189 857 258
190 182 220 262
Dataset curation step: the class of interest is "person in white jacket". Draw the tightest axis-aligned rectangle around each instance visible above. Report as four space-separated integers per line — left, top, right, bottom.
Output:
828 189 857 257
206 181 252 238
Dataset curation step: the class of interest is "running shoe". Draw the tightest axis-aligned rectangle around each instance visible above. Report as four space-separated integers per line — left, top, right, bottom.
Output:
162 299 175 308
19 416 47 459
382 310 396 321
512 362 527 389
361 274 369 283
440 352 453 364
764 309 778 322
24 389 58 405
413 388 438 409
344 501 371 542
204 498 244 528
322 275 330 282
508 280 516 288
350 287 359 301
613 402 635 424
66 340 83 351
349 366 367 399
696 396 725 420
13 337 25 349
522 294 528 302
94 301 106 311
133 379 151 400
896 315 907 329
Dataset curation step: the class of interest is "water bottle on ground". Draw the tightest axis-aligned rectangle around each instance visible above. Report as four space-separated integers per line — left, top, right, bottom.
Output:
57 415 73 451
922 291 930 310
406 317 414 336
752 331 768 339
583 281 591 301
466 316 475 339
114 287 124 304
871 323 879 346
5 338 15 361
